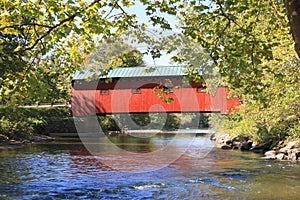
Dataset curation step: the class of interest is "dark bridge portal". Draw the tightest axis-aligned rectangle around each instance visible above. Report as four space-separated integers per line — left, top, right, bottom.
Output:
71 66 240 117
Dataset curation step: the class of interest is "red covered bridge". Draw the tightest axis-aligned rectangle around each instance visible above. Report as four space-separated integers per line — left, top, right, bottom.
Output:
71 66 240 116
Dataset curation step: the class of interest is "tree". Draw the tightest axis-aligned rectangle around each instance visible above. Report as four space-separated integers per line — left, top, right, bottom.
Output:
85 37 145 71
174 0 300 141
0 0 181 104
284 0 300 58
0 33 28 104
0 0 149 104
0 33 68 104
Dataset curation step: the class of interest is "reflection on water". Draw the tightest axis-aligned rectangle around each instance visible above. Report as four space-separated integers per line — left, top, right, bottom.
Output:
0 133 299 199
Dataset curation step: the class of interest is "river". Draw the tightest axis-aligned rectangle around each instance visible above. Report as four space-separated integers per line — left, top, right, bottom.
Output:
0 132 299 199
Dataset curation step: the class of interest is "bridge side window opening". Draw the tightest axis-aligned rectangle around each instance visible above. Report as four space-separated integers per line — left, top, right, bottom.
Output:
164 87 173 94
100 89 109 95
197 83 207 93
131 88 141 94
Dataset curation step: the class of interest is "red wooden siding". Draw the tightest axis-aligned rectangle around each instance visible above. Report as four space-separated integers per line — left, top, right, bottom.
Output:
71 80 240 116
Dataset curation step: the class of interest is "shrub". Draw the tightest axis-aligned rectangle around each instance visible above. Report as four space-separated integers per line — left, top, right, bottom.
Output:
0 106 71 140
0 116 34 140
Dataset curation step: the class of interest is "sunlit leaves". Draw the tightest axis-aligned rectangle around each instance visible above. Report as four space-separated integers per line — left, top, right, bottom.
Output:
178 0 290 96
0 0 152 104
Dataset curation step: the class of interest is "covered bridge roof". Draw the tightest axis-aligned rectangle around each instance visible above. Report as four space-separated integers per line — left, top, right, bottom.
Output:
72 66 186 80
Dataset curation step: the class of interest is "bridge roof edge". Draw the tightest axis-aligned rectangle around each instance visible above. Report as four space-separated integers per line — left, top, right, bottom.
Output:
72 65 187 80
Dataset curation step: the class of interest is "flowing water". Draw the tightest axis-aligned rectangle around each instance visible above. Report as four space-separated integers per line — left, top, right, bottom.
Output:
0 132 299 199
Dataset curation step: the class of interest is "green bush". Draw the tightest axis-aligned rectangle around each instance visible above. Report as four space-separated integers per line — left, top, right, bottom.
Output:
0 106 71 140
288 123 300 141
0 116 34 140
98 115 120 132
222 94 300 143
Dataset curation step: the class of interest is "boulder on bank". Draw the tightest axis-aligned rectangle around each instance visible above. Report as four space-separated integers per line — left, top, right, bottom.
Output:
213 133 253 151
260 141 300 161
263 150 276 160
29 135 54 142
294 148 300 158
265 150 276 157
220 144 232 150
275 153 285 160
212 133 300 161
213 133 232 149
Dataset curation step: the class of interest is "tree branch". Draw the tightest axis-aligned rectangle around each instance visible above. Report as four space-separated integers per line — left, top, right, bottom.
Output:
215 0 256 38
104 2 117 18
24 13 78 51
0 23 53 31
114 2 138 29
24 0 101 51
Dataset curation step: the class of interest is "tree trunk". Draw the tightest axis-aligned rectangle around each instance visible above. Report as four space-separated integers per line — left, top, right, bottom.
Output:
284 0 300 59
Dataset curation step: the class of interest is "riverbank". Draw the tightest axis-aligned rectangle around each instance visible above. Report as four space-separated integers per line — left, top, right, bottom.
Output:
1 127 299 162
0 106 76 149
0 134 54 149
213 132 300 161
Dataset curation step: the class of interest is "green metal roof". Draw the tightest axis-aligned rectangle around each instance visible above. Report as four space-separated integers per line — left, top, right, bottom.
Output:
72 66 186 80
